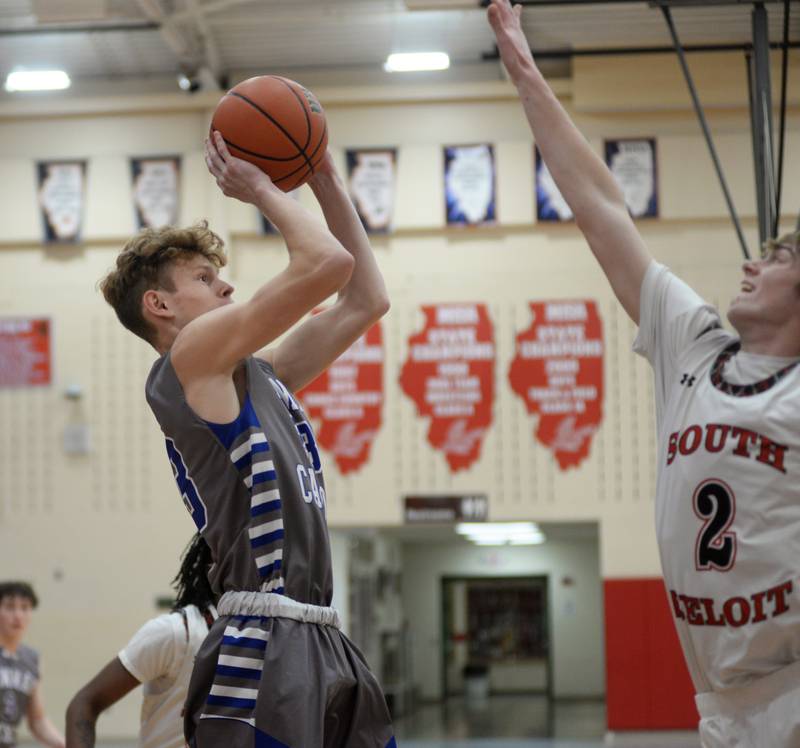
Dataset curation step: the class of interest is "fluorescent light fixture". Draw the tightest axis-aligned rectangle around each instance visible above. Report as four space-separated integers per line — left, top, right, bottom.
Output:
457 522 540 536
457 522 546 546
384 52 450 73
5 70 71 92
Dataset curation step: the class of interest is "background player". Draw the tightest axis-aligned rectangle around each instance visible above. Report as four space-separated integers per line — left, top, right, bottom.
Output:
65 535 217 748
487 1 800 745
0 582 64 748
100 138 394 747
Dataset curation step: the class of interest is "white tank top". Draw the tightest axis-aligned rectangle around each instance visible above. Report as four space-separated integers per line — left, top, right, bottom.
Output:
138 605 211 748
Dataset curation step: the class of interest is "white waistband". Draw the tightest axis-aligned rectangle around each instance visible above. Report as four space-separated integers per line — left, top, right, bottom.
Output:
217 591 341 629
695 659 800 717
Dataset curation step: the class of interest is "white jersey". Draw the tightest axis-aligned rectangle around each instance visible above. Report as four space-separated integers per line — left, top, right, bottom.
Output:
634 261 800 694
118 605 211 748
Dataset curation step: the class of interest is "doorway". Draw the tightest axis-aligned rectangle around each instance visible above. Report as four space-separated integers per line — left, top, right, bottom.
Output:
441 575 551 698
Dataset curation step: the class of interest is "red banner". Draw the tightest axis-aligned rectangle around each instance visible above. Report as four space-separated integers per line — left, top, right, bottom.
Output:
298 322 383 474
0 318 51 388
400 303 495 472
509 301 603 470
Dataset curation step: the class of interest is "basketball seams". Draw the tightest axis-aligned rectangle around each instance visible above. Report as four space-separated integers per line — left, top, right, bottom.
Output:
282 122 329 191
227 92 313 174
269 76 313 151
222 137 307 163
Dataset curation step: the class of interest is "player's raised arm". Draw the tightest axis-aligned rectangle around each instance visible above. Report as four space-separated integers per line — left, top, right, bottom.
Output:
168 132 355 384
258 151 390 392
488 0 650 323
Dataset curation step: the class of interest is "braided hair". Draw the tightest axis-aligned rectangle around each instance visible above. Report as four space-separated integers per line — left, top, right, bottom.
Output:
172 534 216 613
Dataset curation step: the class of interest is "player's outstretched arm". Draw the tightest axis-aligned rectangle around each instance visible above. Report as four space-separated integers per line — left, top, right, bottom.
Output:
488 0 650 323
26 683 65 748
171 133 355 385
258 152 390 392
65 658 139 748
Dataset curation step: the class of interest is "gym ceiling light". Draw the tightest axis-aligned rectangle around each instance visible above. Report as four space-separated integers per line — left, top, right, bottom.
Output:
5 70 71 92
384 52 450 72
456 522 546 546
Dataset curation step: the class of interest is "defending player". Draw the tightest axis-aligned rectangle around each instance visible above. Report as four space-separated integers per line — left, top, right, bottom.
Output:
0 582 65 748
65 535 217 748
100 138 394 747
487 1 800 745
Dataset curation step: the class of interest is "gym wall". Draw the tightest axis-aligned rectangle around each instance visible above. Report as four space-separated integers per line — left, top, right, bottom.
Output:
0 51 798 736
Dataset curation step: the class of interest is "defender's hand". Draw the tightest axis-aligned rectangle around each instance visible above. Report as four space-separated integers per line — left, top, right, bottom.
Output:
487 0 534 86
205 131 280 204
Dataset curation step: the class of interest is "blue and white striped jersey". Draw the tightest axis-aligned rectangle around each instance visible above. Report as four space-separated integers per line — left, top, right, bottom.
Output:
146 354 333 606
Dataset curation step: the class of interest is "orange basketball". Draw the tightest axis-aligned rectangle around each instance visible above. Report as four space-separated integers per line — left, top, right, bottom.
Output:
210 76 328 192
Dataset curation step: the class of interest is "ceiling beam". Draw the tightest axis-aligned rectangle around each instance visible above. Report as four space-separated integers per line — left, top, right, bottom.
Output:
0 21 159 35
136 0 224 89
136 0 202 69
181 0 225 85
476 0 788 5
483 39 800 59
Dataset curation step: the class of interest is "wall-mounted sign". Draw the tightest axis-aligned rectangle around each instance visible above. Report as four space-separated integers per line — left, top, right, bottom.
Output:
444 144 496 226
37 161 86 243
509 300 604 469
131 156 181 229
347 148 397 233
400 303 495 472
298 321 384 474
404 494 488 524
0 318 51 388
605 138 658 218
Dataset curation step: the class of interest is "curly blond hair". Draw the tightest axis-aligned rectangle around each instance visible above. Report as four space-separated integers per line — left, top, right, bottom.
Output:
100 222 227 345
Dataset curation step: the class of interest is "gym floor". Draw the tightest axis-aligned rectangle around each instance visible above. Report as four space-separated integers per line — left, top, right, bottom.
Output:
395 695 701 747
19 695 703 747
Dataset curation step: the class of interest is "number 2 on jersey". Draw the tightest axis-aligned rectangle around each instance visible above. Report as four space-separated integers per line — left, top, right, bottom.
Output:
693 478 736 571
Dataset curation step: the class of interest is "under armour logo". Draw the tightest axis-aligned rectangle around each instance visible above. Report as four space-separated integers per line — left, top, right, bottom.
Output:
680 373 696 387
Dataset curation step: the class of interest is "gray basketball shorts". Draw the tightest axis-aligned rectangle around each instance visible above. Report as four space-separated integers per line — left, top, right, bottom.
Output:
184 613 397 748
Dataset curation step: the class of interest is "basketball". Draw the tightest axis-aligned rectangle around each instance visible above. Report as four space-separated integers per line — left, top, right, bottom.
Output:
210 76 328 192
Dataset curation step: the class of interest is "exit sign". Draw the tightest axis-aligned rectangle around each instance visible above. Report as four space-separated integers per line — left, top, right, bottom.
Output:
404 494 488 524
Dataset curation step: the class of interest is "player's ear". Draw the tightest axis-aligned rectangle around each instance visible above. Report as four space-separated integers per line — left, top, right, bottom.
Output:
142 289 173 320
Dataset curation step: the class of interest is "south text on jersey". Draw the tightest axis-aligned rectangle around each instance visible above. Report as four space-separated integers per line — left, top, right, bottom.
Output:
667 423 788 474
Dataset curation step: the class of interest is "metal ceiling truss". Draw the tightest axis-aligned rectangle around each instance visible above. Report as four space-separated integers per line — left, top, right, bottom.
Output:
136 0 225 89
482 0 796 256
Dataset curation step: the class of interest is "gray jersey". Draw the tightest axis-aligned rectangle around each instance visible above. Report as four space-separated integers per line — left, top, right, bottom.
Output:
146 354 333 606
0 645 39 748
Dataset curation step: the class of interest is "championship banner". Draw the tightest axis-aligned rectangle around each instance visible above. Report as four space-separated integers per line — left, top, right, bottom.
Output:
508 301 603 470
131 156 181 229
298 321 384 474
0 318 51 388
535 147 572 222
37 161 86 243
400 303 495 472
444 144 496 226
605 138 658 218
260 188 300 234
346 148 396 234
